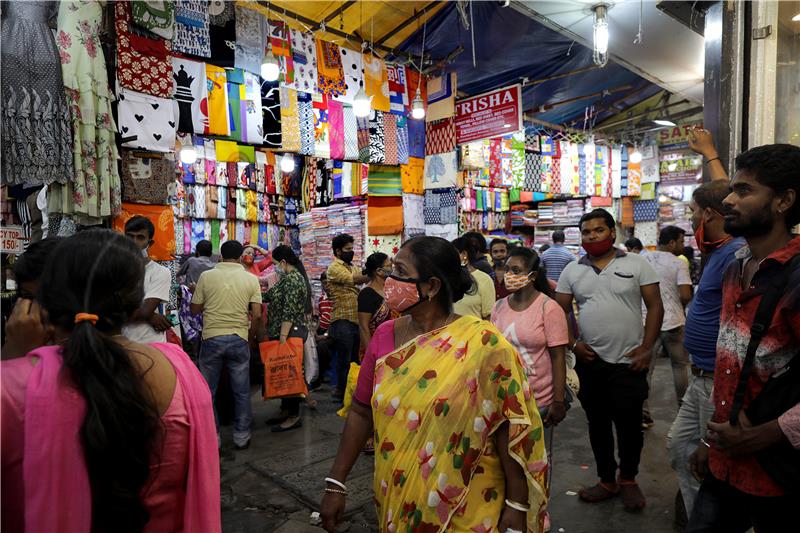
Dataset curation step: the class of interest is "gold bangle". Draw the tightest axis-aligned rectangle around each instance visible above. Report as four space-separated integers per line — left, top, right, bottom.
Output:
325 488 348 496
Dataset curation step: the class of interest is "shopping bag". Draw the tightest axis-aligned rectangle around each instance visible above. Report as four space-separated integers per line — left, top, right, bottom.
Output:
336 362 361 418
304 334 319 384
259 338 308 399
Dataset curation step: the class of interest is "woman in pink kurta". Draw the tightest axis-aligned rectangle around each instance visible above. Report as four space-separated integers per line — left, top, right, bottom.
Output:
1 230 220 533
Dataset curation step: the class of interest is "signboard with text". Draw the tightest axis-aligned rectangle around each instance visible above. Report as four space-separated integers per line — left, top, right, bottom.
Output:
659 149 702 185
657 123 703 149
455 84 523 144
0 226 25 254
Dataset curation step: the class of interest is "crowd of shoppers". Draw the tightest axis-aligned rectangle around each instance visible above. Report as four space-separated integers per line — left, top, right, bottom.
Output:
2 137 798 533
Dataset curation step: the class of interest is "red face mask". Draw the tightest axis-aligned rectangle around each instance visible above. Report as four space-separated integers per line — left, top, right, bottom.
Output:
694 213 729 254
242 255 255 265
385 275 426 313
582 237 614 257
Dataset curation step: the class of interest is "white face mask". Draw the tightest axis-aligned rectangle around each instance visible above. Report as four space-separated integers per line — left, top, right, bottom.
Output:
141 247 149 259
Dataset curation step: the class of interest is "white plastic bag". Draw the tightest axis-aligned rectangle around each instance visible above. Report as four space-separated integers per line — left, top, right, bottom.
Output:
303 333 319 384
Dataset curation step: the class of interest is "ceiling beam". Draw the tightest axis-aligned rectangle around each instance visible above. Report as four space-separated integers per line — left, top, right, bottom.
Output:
532 85 633 113
522 64 604 87
374 1 441 48
259 1 416 60
593 100 697 131
317 1 358 31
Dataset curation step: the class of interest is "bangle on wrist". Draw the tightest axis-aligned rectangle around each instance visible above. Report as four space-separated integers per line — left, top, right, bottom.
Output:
569 340 578 351
325 477 347 491
504 499 531 513
700 438 711 449
324 488 348 496
704 156 720 165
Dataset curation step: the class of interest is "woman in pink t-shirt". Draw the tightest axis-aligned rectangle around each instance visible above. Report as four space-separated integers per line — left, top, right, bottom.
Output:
491 247 568 528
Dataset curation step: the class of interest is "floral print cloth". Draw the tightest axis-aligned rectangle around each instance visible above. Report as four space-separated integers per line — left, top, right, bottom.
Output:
48 0 120 225
115 0 173 98
367 316 547 532
205 63 230 135
279 87 301 152
316 39 346 98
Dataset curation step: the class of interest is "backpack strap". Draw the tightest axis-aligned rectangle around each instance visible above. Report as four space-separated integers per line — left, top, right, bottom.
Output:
729 254 800 425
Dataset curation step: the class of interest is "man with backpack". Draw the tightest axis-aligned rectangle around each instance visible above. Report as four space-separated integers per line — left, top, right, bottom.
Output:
688 144 800 531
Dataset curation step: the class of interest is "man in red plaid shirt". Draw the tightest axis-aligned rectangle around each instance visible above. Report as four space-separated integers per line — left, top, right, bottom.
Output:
688 144 800 532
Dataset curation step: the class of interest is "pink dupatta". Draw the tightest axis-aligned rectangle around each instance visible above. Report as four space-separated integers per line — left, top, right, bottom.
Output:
22 343 221 533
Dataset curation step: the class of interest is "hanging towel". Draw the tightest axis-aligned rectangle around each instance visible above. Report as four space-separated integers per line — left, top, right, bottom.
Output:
424 151 458 189
425 73 456 122
205 64 230 135
343 105 359 161
401 157 424 195
328 101 345 160
315 39 346 98
334 47 363 104
363 54 390 112
367 165 402 196
383 113 399 166
286 29 317 93
367 196 403 235
425 117 456 155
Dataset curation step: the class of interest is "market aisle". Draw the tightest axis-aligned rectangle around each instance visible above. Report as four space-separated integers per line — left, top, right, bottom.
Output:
220 358 682 533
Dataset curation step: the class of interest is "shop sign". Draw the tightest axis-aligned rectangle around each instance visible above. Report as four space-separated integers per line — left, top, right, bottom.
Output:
659 149 702 185
0 226 25 254
455 84 522 144
657 122 703 149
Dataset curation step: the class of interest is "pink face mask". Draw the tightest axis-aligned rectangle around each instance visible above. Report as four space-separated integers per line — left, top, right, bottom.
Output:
384 275 425 313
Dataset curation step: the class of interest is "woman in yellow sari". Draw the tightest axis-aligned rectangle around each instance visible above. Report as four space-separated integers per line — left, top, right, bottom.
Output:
320 236 548 533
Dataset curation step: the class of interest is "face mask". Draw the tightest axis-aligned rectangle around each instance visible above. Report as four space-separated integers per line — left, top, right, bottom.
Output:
340 251 355 264
504 272 532 292
242 255 254 265
385 275 426 313
274 263 285 276
141 247 150 259
582 238 614 257
694 213 729 254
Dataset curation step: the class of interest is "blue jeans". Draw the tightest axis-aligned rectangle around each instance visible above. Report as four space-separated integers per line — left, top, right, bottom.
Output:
199 334 252 446
666 372 715 518
328 320 360 395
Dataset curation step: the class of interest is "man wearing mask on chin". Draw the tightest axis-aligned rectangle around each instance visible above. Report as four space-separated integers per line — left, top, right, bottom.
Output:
122 216 173 343
666 180 745 521
556 209 663 512
326 234 369 400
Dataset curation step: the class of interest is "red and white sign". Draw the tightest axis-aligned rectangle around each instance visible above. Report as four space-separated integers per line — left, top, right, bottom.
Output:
0 226 25 254
455 84 523 144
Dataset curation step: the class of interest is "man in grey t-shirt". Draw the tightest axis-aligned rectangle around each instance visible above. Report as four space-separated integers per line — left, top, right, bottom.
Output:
556 209 663 511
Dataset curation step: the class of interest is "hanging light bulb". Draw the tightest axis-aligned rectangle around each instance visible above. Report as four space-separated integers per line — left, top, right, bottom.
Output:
179 144 197 164
353 87 371 118
261 45 280 82
411 88 425 120
629 147 643 164
280 153 295 173
592 4 609 67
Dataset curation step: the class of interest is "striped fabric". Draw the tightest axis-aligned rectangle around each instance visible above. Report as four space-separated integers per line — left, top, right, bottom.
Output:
367 165 402 196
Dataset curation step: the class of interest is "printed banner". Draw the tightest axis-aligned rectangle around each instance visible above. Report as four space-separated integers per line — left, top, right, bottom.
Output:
455 84 523 144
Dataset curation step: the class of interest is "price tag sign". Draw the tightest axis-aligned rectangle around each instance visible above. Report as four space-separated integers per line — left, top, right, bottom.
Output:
1 226 25 254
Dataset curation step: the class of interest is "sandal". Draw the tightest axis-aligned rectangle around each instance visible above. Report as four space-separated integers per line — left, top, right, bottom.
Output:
579 481 620 503
619 479 646 511
271 418 303 432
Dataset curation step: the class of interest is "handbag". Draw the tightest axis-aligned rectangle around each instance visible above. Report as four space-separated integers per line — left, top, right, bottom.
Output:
259 338 308 399
729 254 800 493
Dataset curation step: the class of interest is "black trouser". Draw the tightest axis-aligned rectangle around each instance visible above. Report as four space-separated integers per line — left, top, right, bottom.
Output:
576 357 649 483
328 319 360 395
687 473 795 533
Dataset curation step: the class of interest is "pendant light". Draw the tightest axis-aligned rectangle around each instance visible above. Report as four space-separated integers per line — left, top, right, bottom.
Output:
592 4 609 67
179 134 197 164
353 2 371 118
179 144 198 164
280 152 295 173
410 17 428 120
261 4 280 81
629 143 643 164
353 86 371 118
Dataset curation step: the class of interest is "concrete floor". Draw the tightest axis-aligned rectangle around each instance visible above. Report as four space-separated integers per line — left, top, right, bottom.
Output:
220 358 685 533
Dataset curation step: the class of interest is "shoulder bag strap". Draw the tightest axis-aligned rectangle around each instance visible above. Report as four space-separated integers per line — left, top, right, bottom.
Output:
729 254 800 425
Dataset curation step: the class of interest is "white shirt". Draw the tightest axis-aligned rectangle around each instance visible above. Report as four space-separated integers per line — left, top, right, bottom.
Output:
122 260 172 343
644 250 692 331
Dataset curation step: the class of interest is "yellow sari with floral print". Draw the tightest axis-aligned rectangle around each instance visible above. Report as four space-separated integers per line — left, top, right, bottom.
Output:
371 316 548 533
